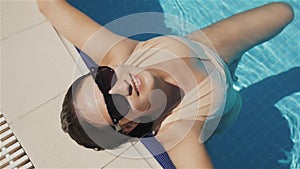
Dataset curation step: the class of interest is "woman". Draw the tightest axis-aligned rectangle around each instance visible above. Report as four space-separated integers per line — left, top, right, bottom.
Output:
37 1 294 168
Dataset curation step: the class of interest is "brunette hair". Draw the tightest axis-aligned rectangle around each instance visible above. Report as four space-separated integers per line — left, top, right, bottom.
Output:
60 73 153 151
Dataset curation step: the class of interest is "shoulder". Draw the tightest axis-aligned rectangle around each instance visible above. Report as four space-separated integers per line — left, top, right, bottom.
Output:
155 120 204 151
131 35 192 58
103 38 139 66
104 35 182 66
155 120 214 168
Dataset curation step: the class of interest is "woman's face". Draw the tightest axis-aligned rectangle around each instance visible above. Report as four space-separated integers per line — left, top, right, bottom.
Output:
110 65 155 113
75 65 168 128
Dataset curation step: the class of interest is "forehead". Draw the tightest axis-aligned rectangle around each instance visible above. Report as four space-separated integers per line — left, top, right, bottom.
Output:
74 75 112 127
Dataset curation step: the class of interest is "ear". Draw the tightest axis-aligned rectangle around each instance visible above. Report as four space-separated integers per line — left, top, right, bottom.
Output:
121 121 139 135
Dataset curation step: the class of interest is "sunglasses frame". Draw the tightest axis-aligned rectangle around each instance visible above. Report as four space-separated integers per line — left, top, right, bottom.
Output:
89 66 130 131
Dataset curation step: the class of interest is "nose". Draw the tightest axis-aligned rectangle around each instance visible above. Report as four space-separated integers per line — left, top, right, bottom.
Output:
108 79 132 96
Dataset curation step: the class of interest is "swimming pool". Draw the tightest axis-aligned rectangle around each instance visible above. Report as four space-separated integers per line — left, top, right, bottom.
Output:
159 0 299 168
68 0 299 168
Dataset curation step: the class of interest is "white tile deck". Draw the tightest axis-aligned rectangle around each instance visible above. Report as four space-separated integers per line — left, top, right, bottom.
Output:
1 0 46 40
58 34 90 74
132 141 163 169
104 143 151 169
1 1 162 168
1 21 82 124
9 94 117 168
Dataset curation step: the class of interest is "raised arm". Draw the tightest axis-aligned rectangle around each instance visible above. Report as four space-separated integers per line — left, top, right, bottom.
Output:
37 0 138 65
187 2 294 65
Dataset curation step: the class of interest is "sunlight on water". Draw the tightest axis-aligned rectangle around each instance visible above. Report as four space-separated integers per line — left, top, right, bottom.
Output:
276 92 300 169
159 0 300 168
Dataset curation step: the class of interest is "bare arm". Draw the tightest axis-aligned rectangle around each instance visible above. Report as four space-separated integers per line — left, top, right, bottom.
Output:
187 2 294 65
158 121 214 168
37 0 138 65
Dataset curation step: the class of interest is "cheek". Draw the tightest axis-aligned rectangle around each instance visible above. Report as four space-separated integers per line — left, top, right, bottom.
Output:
129 94 167 121
130 98 151 113
129 88 167 116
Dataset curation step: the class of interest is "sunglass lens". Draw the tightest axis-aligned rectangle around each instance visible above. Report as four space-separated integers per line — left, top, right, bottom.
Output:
97 67 117 91
94 66 130 123
111 94 130 118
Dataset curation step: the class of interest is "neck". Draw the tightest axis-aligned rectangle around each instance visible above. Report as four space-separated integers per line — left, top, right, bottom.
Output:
149 67 184 110
148 68 184 133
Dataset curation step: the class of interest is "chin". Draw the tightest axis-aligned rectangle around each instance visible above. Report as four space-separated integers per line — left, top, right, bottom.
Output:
138 70 156 99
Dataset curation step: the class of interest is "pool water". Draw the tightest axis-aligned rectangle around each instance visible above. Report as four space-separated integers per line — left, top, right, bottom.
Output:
160 1 299 168
67 0 299 168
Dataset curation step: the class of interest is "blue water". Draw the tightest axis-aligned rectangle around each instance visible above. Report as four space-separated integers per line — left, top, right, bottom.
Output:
159 0 300 168
68 0 299 168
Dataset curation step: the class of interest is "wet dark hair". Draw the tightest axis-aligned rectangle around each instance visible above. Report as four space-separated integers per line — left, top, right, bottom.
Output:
60 73 153 151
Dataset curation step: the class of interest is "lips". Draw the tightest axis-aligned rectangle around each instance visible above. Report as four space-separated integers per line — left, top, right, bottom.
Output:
130 74 141 96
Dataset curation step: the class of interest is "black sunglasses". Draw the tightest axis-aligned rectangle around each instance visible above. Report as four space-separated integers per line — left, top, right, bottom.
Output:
90 66 130 131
